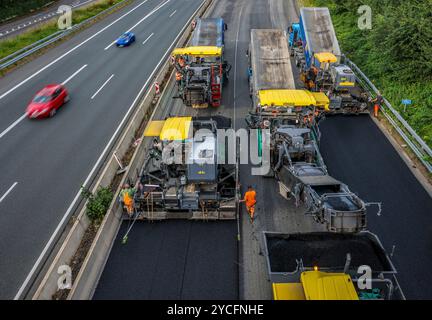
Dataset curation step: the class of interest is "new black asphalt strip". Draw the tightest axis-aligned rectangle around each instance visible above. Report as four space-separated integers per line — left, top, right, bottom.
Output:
319 115 432 299
94 221 239 299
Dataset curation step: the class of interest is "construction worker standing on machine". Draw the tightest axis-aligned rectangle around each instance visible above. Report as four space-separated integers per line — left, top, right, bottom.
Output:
175 71 183 88
120 183 136 216
178 56 186 68
240 185 257 222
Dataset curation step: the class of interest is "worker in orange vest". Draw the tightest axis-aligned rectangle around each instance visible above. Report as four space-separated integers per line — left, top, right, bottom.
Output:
120 183 136 216
175 71 183 87
178 56 186 68
372 93 383 117
240 185 257 222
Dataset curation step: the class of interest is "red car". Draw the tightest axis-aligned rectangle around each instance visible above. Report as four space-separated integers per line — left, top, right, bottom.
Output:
26 84 69 118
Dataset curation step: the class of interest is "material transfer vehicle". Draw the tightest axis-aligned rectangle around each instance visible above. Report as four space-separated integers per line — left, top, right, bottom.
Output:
172 18 230 108
288 7 368 114
271 125 367 233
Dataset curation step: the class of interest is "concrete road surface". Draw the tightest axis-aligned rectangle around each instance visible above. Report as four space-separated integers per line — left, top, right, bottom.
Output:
0 0 205 299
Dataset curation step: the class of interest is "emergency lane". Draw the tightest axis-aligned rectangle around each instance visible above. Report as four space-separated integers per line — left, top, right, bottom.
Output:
0 0 205 299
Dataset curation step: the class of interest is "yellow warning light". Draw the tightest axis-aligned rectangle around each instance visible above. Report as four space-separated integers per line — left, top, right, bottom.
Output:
313 266 319 271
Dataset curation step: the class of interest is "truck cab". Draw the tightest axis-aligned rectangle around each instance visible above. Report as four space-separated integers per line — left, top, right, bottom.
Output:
172 18 230 109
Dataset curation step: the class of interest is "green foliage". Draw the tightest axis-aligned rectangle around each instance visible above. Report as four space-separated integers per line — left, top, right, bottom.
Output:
308 0 432 147
81 186 114 224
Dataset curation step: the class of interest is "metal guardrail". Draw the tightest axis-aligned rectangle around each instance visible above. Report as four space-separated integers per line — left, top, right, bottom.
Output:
344 57 432 173
0 0 129 71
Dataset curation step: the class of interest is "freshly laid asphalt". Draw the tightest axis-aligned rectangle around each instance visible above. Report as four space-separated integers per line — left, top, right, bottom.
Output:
94 221 238 299
319 115 432 299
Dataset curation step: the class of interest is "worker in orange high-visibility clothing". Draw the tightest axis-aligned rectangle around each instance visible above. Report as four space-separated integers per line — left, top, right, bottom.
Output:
372 93 383 117
240 185 257 222
120 183 136 216
175 71 183 88
178 56 186 68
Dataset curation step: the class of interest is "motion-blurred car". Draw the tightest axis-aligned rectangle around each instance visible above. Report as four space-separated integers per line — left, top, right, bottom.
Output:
26 84 69 118
116 32 135 47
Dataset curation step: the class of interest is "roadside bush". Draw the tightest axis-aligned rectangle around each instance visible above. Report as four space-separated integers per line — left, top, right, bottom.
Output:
81 186 114 224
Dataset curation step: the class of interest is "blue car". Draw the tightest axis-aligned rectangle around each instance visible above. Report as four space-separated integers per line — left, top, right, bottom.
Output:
116 32 135 47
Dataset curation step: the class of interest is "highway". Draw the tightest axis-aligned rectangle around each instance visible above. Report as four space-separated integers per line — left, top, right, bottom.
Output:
0 0 205 299
94 0 432 300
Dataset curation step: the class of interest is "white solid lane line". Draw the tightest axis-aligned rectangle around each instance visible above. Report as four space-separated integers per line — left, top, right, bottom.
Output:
14 0 205 300
104 0 170 50
0 0 149 101
0 182 18 203
169 10 177 17
104 41 116 51
0 114 26 140
91 74 115 99
61 64 87 85
142 32 154 45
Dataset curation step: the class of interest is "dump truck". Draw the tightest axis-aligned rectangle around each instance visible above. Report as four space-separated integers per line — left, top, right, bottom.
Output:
133 116 237 220
172 18 230 108
263 231 405 300
288 7 368 114
247 29 329 138
191 18 226 47
272 125 367 233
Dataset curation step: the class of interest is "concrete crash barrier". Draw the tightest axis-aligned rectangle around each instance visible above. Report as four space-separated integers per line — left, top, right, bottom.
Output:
33 0 215 300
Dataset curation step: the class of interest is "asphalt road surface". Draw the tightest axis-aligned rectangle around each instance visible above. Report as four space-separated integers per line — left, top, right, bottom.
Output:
0 0 205 299
94 221 238 299
319 115 432 299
